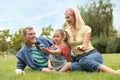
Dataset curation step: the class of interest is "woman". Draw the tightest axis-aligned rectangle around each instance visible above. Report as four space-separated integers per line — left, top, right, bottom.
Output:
64 8 120 74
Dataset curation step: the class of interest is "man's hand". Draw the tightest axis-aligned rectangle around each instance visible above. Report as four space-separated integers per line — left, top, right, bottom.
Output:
15 69 25 75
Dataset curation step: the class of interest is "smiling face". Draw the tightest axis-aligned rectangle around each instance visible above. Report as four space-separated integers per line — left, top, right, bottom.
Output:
65 11 76 26
22 27 36 47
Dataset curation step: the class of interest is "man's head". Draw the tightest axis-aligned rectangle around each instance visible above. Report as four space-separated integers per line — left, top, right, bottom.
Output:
22 26 36 47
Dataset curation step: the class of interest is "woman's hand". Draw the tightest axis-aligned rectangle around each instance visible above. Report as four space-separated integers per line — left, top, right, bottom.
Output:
75 45 86 52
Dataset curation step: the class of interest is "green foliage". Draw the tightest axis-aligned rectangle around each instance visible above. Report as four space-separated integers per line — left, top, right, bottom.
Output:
0 51 2 55
91 34 108 53
91 34 120 53
0 29 11 52
1 54 120 80
11 28 24 53
79 0 117 37
106 37 120 53
40 25 53 39
61 23 67 30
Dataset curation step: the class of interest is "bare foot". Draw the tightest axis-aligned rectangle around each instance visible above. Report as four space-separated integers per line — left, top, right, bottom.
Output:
115 69 120 74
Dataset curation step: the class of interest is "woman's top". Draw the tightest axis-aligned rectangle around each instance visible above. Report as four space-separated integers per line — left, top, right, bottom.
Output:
66 25 94 56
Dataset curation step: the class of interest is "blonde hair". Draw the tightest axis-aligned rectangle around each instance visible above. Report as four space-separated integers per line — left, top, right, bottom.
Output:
53 29 71 50
53 29 68 42
65 8 85 29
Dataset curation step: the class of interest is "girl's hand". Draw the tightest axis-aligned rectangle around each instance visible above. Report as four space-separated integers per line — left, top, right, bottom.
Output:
41 47 49 53
75 45 86 52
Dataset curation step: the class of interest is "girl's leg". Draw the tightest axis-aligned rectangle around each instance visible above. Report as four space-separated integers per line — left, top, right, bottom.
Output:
42 68 56 72
59 62 71 72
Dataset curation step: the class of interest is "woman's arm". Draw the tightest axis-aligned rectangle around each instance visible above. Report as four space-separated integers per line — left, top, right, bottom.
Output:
75 32 91 52
82 33 91 50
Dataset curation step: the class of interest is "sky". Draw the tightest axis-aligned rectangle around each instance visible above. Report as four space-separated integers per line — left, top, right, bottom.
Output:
0 0 120 36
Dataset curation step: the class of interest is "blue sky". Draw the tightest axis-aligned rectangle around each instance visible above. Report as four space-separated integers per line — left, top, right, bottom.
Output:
0 0 120 36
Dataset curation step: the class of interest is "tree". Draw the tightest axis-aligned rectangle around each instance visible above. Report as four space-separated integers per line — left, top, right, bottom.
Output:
40 25 54 39
0 29 11 53
61 23 67 30
79 0 117 37
11 28 24 53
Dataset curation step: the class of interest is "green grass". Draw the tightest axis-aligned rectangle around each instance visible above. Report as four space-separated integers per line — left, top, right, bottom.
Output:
0 54 120 80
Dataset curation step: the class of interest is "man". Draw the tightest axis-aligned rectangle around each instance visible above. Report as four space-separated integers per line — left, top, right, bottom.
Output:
15 26 53 74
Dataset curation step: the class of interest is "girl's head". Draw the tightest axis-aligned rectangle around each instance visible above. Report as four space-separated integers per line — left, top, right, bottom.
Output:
52 29 69 45
64 8 85 29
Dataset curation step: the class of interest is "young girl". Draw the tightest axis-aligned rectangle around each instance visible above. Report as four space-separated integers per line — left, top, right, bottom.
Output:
41 29 71 72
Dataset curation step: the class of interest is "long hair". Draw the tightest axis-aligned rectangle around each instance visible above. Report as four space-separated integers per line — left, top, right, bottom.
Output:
53 29 71 49
54 29 71 61
63 30 71 50
65 8 85 29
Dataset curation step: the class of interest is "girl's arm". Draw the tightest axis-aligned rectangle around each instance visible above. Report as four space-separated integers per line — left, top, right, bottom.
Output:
48 59 54 70
41 47 61 55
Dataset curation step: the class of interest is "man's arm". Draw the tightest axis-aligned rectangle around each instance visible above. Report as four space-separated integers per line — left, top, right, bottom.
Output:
15 58 26 74
44 37 53 46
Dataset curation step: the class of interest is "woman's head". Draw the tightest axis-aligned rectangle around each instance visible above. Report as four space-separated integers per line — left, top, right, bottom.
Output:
52 29 68 45
64 8 85 29
65 8 76 27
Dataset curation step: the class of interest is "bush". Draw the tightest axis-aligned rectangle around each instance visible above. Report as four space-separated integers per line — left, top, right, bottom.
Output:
0 51 2 55
91 35 108 53
106 37 120 53
91 35 120 53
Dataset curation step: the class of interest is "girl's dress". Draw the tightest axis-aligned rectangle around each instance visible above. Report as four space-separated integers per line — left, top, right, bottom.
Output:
49 44 68 71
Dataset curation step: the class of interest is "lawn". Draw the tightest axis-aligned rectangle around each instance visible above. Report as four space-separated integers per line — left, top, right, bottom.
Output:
0 54 120 80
